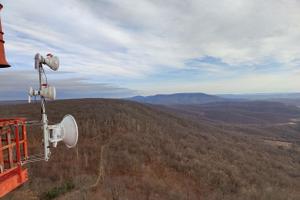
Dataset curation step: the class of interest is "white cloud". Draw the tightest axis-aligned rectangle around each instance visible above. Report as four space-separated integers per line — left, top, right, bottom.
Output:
134 72 300 95
0 70 136 100
0 0 299 97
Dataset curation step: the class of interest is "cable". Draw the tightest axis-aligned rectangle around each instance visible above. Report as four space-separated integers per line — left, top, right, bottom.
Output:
41 66 48 84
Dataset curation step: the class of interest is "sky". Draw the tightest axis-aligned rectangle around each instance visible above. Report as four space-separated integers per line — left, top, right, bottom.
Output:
0 0 300 100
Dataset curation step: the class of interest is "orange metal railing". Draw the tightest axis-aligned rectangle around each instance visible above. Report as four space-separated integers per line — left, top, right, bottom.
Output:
0 118 28 197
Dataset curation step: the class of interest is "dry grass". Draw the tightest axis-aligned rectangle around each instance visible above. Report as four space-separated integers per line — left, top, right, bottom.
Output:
264 140 292 148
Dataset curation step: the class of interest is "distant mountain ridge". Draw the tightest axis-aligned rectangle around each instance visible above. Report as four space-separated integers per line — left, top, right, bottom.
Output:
219 92 300 100
0 100 27 105
129 92 225 105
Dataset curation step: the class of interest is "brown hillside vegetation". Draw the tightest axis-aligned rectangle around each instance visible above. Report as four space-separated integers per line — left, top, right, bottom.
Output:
1 99 300 200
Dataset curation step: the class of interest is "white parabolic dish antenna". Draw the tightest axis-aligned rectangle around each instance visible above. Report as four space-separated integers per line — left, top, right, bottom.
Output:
60 115 78 148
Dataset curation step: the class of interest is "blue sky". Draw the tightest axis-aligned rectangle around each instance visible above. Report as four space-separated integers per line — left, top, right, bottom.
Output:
0 0 300 100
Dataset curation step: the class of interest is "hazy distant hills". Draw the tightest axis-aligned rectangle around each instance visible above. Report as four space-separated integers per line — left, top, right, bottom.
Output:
2 92 300 106
220 92 300 100
0 100 27 105
129 92 300 125
129 92 225 105
129 92 300 107
167 101 300 125
220 93 300 106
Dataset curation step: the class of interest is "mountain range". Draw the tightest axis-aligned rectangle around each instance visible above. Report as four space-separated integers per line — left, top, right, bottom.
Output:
129 92 300 106
129 92 225 105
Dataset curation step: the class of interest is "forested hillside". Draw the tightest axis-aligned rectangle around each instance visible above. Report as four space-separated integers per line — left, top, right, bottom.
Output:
1 99 300 200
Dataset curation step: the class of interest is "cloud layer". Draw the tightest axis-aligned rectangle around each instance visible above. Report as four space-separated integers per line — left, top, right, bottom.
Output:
1 0 300 98
0 70 136 100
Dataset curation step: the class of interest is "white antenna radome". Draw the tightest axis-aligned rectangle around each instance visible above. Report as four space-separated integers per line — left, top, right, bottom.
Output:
35 53 59 71
28 85 56 102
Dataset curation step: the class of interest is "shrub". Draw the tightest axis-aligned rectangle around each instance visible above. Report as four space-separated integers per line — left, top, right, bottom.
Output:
42 180 75 200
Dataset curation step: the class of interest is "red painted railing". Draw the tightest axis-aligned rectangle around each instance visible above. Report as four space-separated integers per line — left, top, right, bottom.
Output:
0 118 28 197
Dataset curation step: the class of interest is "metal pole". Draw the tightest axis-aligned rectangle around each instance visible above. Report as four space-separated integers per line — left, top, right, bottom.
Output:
38 65 50 161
